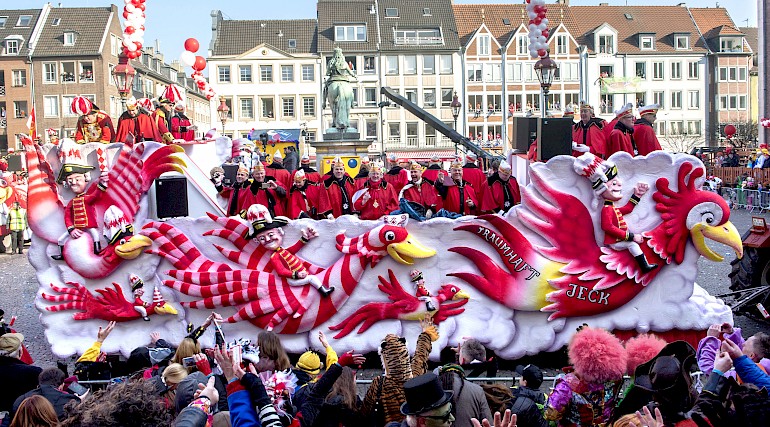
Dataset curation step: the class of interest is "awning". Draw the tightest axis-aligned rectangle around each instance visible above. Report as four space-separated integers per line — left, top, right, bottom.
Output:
248 129 300 142
387 150 457 160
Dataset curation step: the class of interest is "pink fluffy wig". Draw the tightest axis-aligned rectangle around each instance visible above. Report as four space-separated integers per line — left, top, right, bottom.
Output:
624 333 667 375
568 326 627 383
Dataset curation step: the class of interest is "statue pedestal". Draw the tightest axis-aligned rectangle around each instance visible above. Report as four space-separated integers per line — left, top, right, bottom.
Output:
311 134 372 158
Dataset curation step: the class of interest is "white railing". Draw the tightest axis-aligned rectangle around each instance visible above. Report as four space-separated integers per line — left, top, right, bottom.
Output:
394 36 444 46
386 136 455 150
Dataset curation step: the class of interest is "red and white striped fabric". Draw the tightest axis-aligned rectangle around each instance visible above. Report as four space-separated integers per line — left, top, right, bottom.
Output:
161 84 184 104
137 98 155 112
71 96 93 116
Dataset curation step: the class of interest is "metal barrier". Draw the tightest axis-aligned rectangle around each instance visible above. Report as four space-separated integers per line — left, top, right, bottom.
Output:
720 188 770 213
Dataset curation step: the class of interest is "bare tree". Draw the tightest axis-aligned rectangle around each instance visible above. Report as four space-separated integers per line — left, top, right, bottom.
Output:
660 132 704 153
731 119 759 148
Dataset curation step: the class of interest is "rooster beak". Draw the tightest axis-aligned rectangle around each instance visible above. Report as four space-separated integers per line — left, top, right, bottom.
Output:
386 234 435 265
691 221 743 262
452 290 471 300
115 235 153 260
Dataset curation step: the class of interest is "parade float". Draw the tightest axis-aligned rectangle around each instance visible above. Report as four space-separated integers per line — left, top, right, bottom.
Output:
24 131 744 359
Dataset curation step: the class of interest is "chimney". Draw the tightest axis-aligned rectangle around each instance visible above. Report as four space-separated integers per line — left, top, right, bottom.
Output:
599 2 608 5
556 0 569 4
677 2 686 6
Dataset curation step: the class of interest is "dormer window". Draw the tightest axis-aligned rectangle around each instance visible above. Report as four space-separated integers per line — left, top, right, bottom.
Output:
640 34 655 50
423 8 431 16
598 35 614 54
4 38 19 55
720 36 742 53
64 31 77 46
288 39 297 49
674 34 689 50
385 8 398 17
335 25 366 42
52 18 61 26
0 17 7 28
16 15 31 27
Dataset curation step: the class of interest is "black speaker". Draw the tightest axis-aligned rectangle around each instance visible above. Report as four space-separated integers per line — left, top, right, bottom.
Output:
511 117 538 153
222 163 239 187
6 155 22 172
155 176 188 218
537 118 573 162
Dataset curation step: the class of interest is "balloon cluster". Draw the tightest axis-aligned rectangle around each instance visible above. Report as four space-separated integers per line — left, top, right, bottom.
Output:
761 118 770 128
180 38 216 100
526 0 549 59
121 0 146 59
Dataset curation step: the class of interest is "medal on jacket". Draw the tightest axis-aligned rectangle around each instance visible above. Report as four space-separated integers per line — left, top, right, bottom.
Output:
373 200 379 208
504 201 511 208
342 203 349 210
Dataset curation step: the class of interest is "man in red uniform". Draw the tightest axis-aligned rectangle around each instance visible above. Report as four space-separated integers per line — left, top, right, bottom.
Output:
354 156 370 187
434 160 479 216
481 160 521 214
383 154 409 193
71 96 115 145
634 104 662 156
297 154 321 183
421 155 443 183
115 97 162 144
265 150 291 189
247 162 287 217
286 169 331 219
170 102 196 141
151 98 175 144
409 269 436 312
607 103 636 157
353 162 398 220
461 152 487 196
323 157 357 219
401 161 440 216
218 164 252 216
572 104 607 158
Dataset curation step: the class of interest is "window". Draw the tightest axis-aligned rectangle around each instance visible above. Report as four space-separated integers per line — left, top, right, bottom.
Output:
363 88 377 107
79 61 93 82
423 8 431 16
62 95 76 116
718 67 728 81
260 97 274 118
738 67 747 81
365 119 377 139
423 55 435 74
386 56 399 75
5 39 19 55
64 31 77 46
635 62 646 79
640 36 654 50
110 34 118 56
671 62 681 79
281 97 295 117
441 89 453 107
281 65 294 82
728 95 738 109
0 17 6 28
363 56 375 74
405 88 418 104
556 35 567 54
652 62 664 79
13 101 27 118
484 64 501 82
511 63 523 81
406 122 418 146
217 66 231 83
239 65 252 82
688 62 699 79
43 96 59 117
52 18 61 26
394 29 442 45
671 91 682 109
423 88 436 107
260 65 272 82
234 97 252 120
11 69 25 87
43 62 57 83
302 97 315 117
598 35 614 54
288 39 297 49
301 64 314 81
669 121 684 135
720 37 740 52
653 91 665 109
655 121 666 135
599 65 613 78
478 35 490 56
385 7 398 17
728 67 737 81
688 91 699 109
389 123 400 143
675 35 689 49
404 55 417 74
335 25 366 42
439 55 452 74
517 35 528 55
739 95 747 110
687 121 701 135
16 15 31 27
467 64 482 82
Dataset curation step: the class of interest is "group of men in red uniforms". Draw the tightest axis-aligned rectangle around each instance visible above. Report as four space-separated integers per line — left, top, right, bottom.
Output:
571 102 662 159
217 153 523 221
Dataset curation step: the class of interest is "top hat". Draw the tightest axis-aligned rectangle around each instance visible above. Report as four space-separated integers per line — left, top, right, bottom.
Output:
634 341 696 393
400 373 453 415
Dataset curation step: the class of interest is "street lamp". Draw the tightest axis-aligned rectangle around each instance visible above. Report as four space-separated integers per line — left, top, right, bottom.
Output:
534 54 559 118
111 54 136 110
450 91 462 155
216 97 229 134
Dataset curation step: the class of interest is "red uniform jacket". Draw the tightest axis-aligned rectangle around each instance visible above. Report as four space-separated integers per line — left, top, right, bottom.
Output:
601 196 639 245
401 180 440 212
115 112 162 144
266 163 291 189
245 178 286 217
462 164 487 195
151 110 174 143
416 284 431 298
604 118 618 141
572 119 607 158
219 180 252 216
354 180 398 220
171 113 195 141
269 246 308 278
435 180 478 215
354 169 369 188
286 182 332 219
608 124 635 157
64 182 106 232
481 174 521 213
75 111 115 144
297 166 322 184
633 118 662 156
421 165 443 183
384 167 409 193
323 175 357 217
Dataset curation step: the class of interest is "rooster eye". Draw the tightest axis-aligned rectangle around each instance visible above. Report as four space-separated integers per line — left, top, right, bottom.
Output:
384 231 396 241
702 213 715 225
451 287 457 293
119 239 126 245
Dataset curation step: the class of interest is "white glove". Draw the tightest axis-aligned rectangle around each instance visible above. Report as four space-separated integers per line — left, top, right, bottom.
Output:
572 141 590 153
426 210 433 219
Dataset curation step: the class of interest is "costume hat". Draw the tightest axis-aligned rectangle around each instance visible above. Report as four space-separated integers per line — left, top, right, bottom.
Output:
400 373 453 415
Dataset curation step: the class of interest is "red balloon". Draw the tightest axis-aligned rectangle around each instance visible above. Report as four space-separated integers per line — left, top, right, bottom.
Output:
124 26 135 35
137 4 145 11
184 38 200 53
533 17 542 25
122 10 129 19
134 42 142 51
542 30 550 38
724 124 737 137
537 48 547 57
192 55 207 71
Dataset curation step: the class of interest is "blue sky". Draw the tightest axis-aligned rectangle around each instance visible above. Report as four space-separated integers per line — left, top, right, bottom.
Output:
29 0 756 72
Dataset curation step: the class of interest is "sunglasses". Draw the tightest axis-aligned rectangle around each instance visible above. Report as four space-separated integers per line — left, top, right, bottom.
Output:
421 403 454 423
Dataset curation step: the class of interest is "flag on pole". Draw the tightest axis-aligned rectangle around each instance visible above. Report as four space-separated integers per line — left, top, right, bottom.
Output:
26 106 37 140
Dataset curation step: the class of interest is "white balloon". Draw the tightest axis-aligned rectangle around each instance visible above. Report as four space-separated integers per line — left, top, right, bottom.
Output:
537 36 546 43
542 18 549 27
533 29 542 37
126 42 137 52
125 3 135 13
133 29 144 38
122 38 131 48
134 36 144 46
180 51 196 67
528 11 537 20
528 24 537 32
124 0 132 4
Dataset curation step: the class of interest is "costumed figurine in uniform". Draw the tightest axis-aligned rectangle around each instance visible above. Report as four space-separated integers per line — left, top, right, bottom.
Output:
400 161 440 217
574 153 657 272
409 269 436 312
353 162 399 220
481 160 521 214
247 162 287 217
266 150 291 190
323 156 357 219
421 155 444 183
217 164 252 217
572 103 607 159
286 169 332 220
130 274 151 321
115 96 163 144
246 204 334 306
607 103 636 157
170 102 196 141
51 140 108 260
634 104 663 156
434 159 479 216
71 96 115 145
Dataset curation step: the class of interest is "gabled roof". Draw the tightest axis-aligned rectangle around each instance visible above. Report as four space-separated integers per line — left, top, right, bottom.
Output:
570 5 707 54
32 7 112 57
211 19 317 57
453 3 577 49
0 9 43 57
377 0 460 52
317 0 379 53
689 7 748 53
739 26 758 52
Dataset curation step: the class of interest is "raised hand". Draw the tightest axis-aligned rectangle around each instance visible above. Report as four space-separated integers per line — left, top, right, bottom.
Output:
97 321 116 343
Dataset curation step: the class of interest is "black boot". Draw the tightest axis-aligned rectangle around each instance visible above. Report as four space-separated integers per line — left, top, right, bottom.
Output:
51 245 65 260
426 301 437 312
635 255 658 273
319 285 335 297
93 242 102 255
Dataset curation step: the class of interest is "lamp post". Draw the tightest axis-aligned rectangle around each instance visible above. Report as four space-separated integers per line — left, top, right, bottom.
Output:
450 91 462 155
534 54 559 119
111 54 136 110
216 97 229 134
